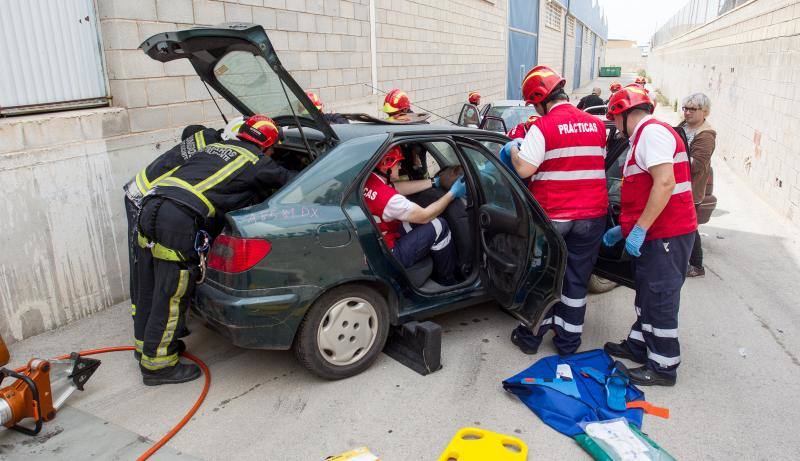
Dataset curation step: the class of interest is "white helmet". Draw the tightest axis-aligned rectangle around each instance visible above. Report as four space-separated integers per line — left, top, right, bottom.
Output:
221 116 245 141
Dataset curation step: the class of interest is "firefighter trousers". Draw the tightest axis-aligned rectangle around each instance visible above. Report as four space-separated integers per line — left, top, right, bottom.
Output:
626 232 694 378
136 197 200 371
124 196 142 353
531 216 605 354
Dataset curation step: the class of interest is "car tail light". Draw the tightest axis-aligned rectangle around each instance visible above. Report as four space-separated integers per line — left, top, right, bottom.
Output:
207 234 271 273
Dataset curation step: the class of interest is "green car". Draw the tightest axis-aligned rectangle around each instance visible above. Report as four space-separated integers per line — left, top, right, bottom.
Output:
141 24 635 380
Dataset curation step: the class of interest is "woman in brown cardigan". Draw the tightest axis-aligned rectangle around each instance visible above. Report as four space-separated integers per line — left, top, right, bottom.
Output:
679 93 716 277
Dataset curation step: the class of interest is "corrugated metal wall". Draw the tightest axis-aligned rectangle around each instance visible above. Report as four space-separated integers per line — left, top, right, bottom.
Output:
0 0 108 115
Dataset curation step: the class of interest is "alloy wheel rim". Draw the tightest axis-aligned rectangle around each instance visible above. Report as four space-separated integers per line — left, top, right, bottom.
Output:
316 297 378 366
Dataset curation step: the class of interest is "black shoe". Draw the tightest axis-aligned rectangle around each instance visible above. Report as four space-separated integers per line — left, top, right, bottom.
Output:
510 326 540 355
604 340 645 364
687 265 705 277
619 364 676 387
141 362 201 386
134 339 186 362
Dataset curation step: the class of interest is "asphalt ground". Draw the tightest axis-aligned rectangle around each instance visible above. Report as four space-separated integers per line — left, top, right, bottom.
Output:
4 101 800 460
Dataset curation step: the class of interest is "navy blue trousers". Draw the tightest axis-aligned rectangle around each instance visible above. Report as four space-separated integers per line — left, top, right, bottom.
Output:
392 218 457 285
626 232 694 377
529 217 605 354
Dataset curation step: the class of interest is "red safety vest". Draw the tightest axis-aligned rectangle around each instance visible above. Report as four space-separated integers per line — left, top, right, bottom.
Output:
620 119 697 240
364 172 402 248
528 104 609 220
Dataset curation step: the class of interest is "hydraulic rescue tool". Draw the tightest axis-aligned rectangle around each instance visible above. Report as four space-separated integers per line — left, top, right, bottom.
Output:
0 351 100 435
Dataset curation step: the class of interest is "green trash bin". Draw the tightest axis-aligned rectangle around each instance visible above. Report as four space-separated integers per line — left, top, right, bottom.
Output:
599 66 621 77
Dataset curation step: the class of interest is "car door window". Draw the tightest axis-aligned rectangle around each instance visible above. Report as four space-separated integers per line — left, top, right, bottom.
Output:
426 141 459 168
460 145 517 213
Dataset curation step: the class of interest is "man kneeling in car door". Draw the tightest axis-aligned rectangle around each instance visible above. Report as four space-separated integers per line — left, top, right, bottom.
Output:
364 146 467 286
136 115 296 385
501 65 608 356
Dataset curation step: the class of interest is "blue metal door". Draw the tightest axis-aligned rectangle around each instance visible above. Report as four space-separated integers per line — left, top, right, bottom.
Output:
573 24 583 90
507 0 539 99
590 34 597 79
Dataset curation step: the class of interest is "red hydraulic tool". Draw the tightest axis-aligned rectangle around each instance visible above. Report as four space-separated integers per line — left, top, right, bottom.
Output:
1 348 100 435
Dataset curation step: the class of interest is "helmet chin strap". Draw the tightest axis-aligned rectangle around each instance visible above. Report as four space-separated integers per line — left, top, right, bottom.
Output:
622 111 631 139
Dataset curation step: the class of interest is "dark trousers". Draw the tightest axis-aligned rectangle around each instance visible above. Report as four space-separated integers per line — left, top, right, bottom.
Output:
689 229 703 267
124 196 142 353
626 232 695 378
529 217 605 354
392 218 457 285
136 198 200 371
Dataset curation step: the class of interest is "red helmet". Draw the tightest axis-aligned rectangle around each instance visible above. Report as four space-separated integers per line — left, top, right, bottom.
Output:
237 115 282 149
468 91 481 105
609 81 622 92
376 146 405 173
635 76 647 85
307 91 323 111
521 65 566 105
383 89 411 114
606 85 654 120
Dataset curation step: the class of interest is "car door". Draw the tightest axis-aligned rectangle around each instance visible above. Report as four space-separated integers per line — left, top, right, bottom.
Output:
457 103 481 127
139 23 338 153
454 137 567 328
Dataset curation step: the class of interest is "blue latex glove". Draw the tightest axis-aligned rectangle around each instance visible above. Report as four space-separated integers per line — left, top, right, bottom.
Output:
449 176 467 199
499 140 521 178
625 225 647 257
432 176 440 188
602 225 623 247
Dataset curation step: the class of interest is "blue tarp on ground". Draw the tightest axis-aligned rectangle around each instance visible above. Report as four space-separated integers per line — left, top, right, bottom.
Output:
502 349 645 437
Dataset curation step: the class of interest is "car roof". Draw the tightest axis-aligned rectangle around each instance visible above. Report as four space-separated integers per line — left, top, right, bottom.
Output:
330 121 495 142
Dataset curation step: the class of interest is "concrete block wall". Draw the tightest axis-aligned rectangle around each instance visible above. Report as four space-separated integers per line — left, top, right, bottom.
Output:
648 0 800 227
374 0 508 121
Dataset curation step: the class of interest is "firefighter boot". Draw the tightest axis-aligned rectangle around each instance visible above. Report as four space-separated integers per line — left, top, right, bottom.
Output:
141 362 201 386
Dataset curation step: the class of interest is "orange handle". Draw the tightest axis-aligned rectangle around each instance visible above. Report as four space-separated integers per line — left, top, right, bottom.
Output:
627 401 670 419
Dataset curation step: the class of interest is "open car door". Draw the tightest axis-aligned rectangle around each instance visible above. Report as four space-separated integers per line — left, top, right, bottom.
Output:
457 103 481 127
140 23 338 153
455 137 566 328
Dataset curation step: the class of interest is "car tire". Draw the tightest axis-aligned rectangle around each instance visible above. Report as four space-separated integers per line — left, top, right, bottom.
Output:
588 274 618 294
294 285 390 380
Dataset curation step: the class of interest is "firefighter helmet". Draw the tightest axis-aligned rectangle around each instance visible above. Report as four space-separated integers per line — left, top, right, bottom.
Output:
307 91 323 111
468 91 481 105
606 85 654 120
521 65 566 105
376 146 405 173
382 89 411 114
237 115 282 149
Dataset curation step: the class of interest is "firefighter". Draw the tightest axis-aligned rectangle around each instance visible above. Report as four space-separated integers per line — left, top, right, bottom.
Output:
501 65 608 356
382 89 412 121
364 146 466 286
135 115 296 385
468 91 481 106
602 85 697 386
123 124 220 361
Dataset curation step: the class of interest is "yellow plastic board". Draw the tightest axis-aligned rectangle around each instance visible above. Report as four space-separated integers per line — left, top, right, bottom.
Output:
438 427 528 461
325 447 380 461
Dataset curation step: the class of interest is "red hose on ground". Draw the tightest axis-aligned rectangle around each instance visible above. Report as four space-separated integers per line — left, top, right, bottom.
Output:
15 346 210 461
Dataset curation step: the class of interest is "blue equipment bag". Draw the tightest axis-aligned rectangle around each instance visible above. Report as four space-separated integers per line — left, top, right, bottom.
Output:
502 349 646 437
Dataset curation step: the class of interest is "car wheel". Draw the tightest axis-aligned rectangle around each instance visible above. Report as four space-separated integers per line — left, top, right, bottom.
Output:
294 285 389 380
588 274 618 294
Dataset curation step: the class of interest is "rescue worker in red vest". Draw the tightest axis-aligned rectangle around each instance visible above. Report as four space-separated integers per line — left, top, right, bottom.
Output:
123 124 220 361
468 91 481 106
364 146 466 286
136 115 296 385
500 65 608 356
634 76 647 85
602 85 697 386
382 89 412 121
507 115 540 140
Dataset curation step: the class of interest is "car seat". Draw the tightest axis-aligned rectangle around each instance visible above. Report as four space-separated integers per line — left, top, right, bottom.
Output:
405 257 433 287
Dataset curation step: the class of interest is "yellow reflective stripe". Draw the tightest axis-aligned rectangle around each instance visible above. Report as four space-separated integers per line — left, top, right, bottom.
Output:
158 177 216 217
131 304 137 317
134 339 143 353
206 143 259 163
195 131 206 150
135 169 152 194
137 232 185 261
140 353 179 370
195 155 250 192
151 166 180 187
157 270 189 359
